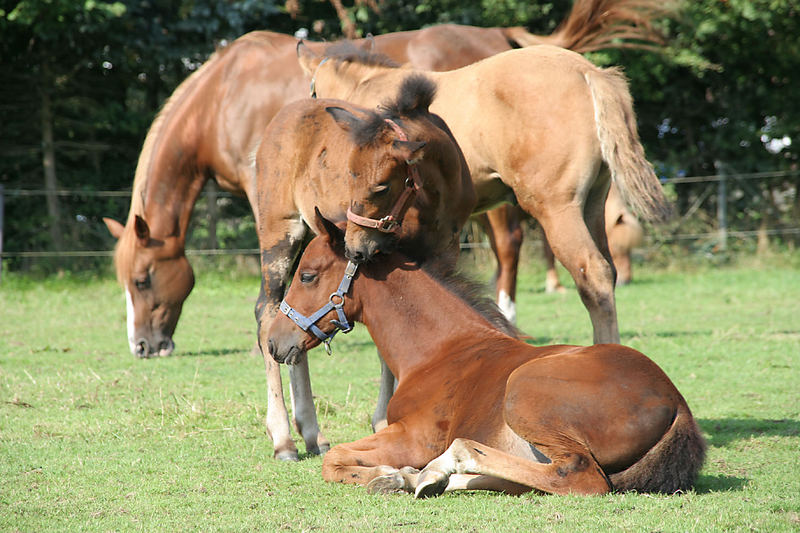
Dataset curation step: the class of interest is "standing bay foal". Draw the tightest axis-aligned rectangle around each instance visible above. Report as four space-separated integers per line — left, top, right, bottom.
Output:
269 214 706 496
253 76 474 459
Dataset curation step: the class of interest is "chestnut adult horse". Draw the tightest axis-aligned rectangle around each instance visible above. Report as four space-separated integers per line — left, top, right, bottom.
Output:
253 75 473 458
268 215 705 496
298 42 671 345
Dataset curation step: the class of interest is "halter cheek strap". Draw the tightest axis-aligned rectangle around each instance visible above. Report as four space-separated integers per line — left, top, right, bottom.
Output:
346 118 422 234
309 57 331 99
279 260 358 355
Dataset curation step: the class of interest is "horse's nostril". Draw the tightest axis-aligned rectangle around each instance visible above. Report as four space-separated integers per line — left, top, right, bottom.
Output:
135 339 149 358
268 339 276 357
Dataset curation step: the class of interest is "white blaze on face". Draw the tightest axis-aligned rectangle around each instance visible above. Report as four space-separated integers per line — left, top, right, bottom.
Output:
125 286 136 354
497 290 516 325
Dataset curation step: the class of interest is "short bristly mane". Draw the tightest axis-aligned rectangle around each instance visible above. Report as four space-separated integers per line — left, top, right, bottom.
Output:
421 263 521 339
324 41 400 68
346 74 437 147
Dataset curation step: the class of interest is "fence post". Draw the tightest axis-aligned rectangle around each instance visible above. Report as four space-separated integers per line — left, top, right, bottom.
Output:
715 161 728 251
0 184 4 283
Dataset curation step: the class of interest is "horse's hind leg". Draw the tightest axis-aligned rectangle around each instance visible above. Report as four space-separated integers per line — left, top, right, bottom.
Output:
536 205 619 344
415 438 611 498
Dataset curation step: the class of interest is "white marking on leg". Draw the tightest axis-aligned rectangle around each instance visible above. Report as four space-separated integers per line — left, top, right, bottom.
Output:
497 290 517 324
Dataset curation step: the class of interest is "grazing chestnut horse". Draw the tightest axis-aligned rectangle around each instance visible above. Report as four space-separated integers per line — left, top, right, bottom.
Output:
268 215 705 496
298 42 671 345
103 0 672 458
253 75 473 459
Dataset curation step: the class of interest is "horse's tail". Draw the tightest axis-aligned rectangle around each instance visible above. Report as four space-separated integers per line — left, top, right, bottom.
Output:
502 0 676 54
584 67 672 222
609 403 706 493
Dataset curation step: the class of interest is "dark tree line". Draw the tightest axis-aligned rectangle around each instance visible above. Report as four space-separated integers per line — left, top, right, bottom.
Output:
0 0 797 272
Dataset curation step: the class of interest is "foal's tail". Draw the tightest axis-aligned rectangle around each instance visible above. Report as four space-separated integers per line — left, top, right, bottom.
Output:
609 403 706 493
584 68 672 222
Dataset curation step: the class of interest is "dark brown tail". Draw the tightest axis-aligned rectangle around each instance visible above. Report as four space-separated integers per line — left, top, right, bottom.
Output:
609 404 706 493
501 0 677 54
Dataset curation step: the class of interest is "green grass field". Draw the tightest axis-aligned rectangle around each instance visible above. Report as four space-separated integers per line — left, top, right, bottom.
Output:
2 251 799 531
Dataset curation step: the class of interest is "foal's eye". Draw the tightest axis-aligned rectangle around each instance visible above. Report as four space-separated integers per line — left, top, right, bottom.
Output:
372 183 390 196
300 272 317 284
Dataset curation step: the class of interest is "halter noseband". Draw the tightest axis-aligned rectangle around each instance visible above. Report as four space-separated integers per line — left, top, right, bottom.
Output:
279 260 358 355
346 118 422 234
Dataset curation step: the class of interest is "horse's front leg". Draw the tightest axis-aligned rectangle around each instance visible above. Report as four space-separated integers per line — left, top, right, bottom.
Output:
481 205 524 323
322 423 433 492
255 220 328 459
371 354 395 432
289 358 330 455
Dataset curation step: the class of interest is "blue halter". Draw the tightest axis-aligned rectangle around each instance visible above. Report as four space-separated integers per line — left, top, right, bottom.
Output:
279 260 358 355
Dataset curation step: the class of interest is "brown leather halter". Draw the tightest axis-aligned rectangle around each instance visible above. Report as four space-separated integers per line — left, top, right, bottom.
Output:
346 119 422 234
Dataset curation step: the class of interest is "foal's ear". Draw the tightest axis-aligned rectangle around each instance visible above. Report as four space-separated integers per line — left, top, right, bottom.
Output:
326 106 361 132
314 207 345 248
393 140 426 164
296 41 321 75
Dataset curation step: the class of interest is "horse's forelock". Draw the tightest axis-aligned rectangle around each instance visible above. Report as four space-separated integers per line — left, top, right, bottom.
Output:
346 75 437 148
348 111 390 147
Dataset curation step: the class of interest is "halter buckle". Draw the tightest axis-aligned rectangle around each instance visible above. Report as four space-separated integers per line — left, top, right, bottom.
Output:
376 216 399 233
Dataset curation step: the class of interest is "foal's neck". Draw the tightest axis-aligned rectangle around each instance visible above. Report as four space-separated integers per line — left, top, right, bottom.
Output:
357 262 507 381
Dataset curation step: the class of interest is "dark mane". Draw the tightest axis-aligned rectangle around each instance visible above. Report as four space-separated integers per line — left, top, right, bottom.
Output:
348 74 437 147
421 263 522 339
324 41 399 68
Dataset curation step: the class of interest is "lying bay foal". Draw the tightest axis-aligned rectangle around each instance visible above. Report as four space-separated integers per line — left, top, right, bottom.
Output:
268 212 706 496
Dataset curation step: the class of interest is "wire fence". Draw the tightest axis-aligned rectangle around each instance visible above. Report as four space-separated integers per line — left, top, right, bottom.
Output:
1 169 798 278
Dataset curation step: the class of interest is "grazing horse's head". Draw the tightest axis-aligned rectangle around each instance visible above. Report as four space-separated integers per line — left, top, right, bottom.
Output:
267 210 356 363
325 74 438 264
104 215 194 358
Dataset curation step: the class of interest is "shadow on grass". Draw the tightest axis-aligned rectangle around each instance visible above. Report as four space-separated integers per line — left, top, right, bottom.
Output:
694 473 748 493
179 347 245 357
690 417 799 493
698 417 800 448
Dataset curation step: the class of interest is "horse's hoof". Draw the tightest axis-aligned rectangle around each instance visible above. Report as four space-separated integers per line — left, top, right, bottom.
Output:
306 443 330 456
414 470 448 499
274 449 300 462
367 472 406 494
